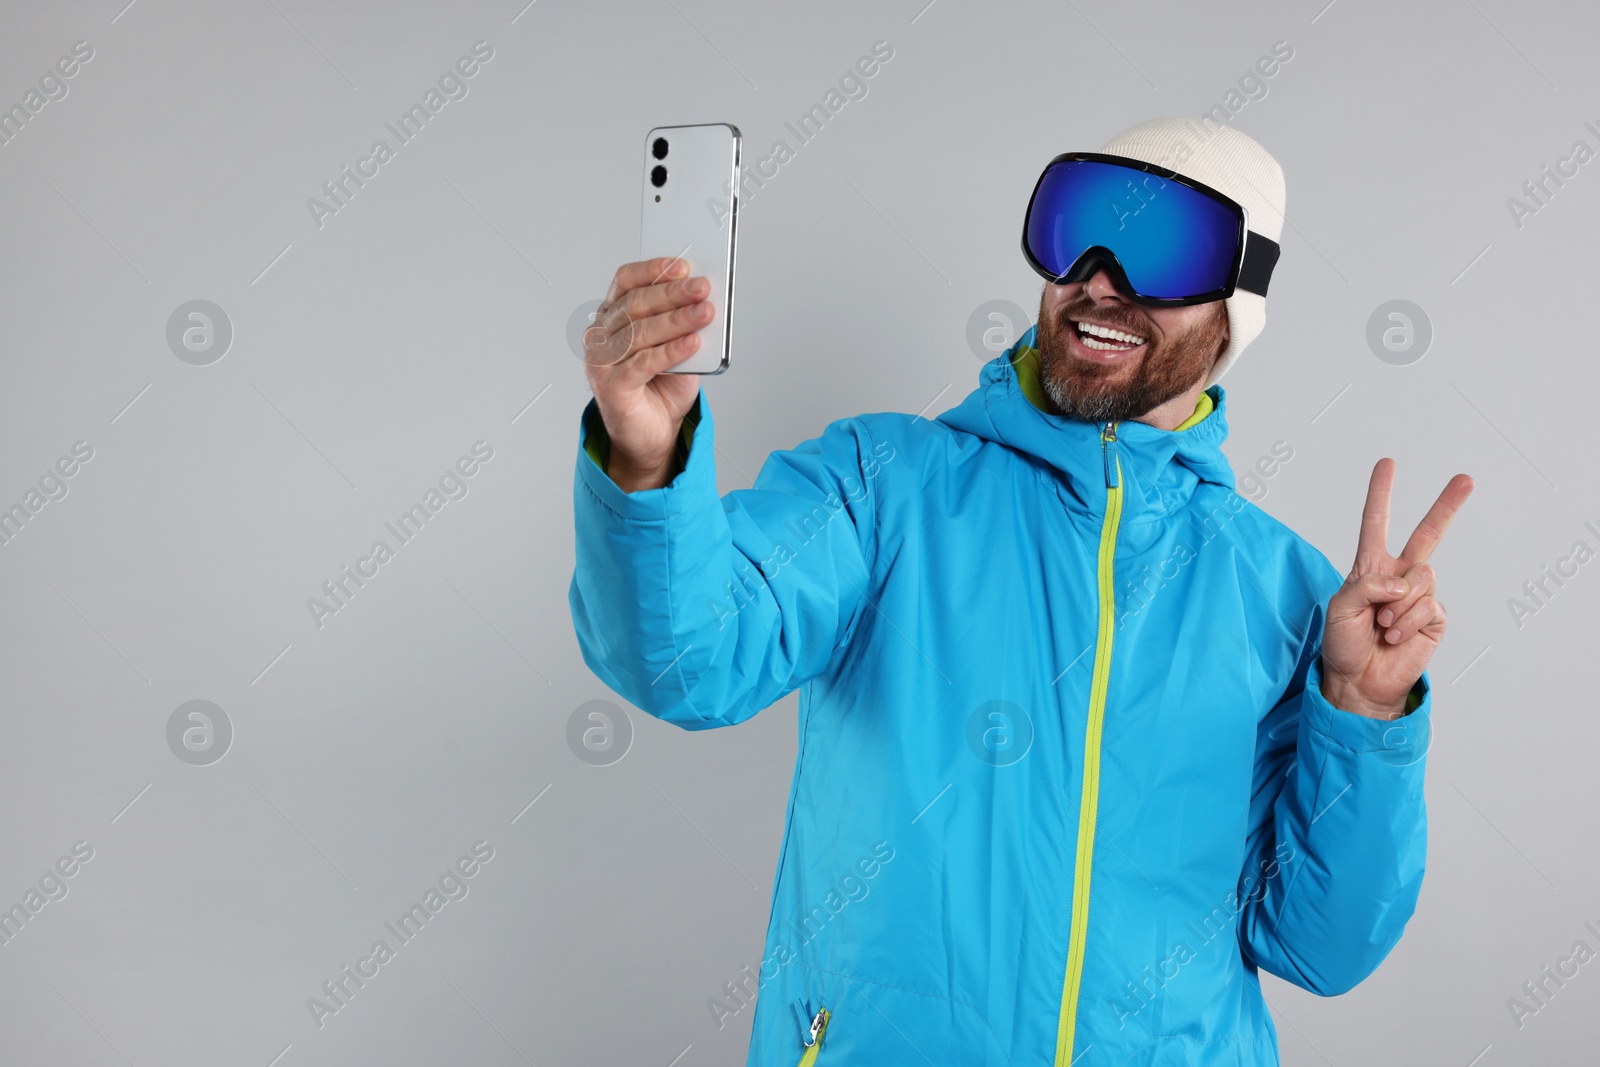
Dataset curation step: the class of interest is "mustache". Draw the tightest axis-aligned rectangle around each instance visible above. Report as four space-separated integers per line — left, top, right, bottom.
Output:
1056 300 1154 340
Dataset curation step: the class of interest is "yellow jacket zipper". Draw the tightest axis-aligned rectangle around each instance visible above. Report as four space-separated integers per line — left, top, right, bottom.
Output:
1054 421 1122 1066
798 1007 830 1066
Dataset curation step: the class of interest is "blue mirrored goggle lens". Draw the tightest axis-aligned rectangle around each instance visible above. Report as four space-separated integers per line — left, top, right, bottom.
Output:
1026 160 1242 299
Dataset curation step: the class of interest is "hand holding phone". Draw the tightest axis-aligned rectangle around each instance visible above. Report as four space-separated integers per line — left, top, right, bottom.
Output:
580 257 712 492
577 123 740 493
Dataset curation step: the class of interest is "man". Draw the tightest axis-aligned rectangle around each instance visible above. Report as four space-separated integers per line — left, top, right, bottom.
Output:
568 117 1473 1065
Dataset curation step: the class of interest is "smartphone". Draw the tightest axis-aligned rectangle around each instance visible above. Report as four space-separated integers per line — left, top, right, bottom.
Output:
640 123 740 374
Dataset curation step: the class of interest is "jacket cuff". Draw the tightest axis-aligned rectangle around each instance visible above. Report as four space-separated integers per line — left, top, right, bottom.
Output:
582 398 701 476
1302 655 1432 762
576 392 713 522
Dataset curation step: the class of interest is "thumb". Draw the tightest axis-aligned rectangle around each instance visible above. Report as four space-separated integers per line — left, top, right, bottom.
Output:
1331 572 1409 619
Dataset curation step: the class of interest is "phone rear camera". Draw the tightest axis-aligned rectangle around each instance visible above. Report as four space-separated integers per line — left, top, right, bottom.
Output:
652 137 669 160
650 165 667 188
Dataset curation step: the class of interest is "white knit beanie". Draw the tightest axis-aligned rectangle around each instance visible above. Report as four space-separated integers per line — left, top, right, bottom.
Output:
1098 117 1286 387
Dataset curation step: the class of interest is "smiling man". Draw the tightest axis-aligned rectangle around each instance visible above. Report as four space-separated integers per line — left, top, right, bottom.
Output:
569 117 1473 1066
1034 270 1228 428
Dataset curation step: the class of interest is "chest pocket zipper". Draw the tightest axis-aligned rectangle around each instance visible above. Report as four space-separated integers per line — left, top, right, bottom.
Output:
797 1007 830 1066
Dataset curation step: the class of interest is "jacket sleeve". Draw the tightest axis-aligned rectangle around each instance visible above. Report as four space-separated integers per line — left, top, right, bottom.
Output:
567 391 885 729
1236 599 1432 996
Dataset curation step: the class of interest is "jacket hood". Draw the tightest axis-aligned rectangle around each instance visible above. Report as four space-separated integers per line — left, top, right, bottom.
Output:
937 323 1238 523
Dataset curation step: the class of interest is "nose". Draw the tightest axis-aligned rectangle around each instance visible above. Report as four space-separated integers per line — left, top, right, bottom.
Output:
1083 267 1129 304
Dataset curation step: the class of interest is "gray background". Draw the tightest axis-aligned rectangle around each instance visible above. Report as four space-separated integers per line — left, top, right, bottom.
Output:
1 0 1595 1064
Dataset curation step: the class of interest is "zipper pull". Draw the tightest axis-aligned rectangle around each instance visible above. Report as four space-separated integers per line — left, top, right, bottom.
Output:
804 1007 829 1047
1101 421 1120 489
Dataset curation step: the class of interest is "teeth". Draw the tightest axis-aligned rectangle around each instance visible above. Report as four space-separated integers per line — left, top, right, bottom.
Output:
1075 320 1146 345
1079 333 1137 352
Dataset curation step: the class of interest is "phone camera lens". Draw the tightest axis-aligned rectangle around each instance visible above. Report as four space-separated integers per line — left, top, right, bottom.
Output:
650 165 667 188
652 137 669 160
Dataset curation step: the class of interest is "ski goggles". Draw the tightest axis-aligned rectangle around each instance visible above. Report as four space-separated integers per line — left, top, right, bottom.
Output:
1021 152 1280 307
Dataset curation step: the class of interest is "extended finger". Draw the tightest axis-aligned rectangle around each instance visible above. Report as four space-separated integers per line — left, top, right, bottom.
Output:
1377 561 1435 629
1382 595 1444 645
1397 473 1475 565
1354 458 1396 570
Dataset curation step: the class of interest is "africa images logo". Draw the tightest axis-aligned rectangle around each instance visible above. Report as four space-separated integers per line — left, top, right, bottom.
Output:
306 442 495 630
305 841 495 1030
305 41 495 230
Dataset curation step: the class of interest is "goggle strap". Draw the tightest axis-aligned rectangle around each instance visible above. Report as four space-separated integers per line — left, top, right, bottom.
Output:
1236 231 1280 298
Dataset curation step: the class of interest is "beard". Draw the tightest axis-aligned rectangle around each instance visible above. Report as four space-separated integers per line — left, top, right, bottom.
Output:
1032 289 1227 424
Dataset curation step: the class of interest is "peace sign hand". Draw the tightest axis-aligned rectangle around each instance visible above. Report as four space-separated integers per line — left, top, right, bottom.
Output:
1321 458 1475 720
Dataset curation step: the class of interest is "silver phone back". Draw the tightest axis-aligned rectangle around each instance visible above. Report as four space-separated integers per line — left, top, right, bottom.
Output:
640 123 739 374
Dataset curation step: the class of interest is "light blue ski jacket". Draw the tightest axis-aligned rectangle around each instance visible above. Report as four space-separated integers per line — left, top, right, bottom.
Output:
568 326 1431 1066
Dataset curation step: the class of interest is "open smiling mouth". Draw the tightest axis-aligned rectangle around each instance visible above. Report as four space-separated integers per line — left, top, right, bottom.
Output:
1070 318 1149 359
